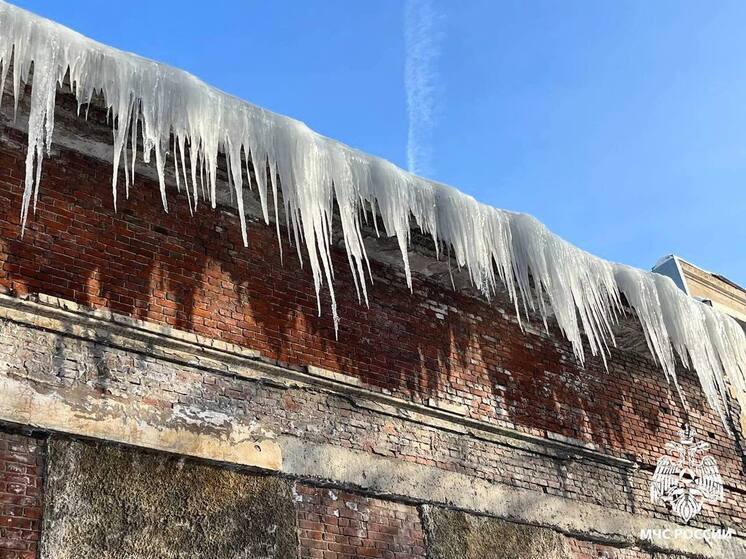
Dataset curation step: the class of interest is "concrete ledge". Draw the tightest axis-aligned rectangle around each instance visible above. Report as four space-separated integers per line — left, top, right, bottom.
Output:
0 375 280 471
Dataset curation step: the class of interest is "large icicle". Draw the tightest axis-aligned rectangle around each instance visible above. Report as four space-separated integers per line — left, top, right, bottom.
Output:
0 1 744 427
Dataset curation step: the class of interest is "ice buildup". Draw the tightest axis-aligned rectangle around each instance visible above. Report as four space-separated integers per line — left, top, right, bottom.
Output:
0 1 744 427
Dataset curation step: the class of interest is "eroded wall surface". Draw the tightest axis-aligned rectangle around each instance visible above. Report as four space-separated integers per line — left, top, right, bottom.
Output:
0 295 743 558
421 506 574 559
40 438 297 559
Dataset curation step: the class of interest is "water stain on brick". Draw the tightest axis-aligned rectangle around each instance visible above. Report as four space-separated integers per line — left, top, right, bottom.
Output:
40 438 297 559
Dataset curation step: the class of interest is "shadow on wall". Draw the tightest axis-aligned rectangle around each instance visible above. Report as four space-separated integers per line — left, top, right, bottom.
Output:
0 123 725 463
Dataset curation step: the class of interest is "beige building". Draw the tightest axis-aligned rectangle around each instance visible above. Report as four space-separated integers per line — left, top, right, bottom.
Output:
653 254 746 326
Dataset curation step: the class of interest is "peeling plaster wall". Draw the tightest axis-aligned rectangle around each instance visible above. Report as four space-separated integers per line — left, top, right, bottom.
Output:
25 432 696 559
40 438 297 559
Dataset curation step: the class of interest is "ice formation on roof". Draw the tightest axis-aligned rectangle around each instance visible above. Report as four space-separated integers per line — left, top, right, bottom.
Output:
0 1 744 427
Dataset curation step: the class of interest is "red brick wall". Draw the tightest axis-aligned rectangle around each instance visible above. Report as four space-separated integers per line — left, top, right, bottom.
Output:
0 430 43 559
295 484 425 559
0 126 742 486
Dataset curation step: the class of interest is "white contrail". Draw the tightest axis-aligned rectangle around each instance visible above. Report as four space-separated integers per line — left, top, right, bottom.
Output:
404 0 443 177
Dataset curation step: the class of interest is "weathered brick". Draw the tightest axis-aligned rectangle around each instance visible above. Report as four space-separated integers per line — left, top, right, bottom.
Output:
0 431 43 558
0 115 742 558
295 486 425 559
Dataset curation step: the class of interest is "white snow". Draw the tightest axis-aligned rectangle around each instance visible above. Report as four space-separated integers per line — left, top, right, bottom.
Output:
0 1 744 427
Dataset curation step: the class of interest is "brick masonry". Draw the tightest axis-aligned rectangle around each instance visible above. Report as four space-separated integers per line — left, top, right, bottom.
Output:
0 431 693 559
0 101 744 558
0 124 742 475
0 430 43 559
0 290 743 557
295 484 425 559
0 304 742 535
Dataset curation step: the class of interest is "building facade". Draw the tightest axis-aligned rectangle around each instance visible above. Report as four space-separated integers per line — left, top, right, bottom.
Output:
0 7 745 559
653 255 746 326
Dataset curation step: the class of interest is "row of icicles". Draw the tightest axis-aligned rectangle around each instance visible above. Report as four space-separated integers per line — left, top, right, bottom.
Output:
0 0 744 429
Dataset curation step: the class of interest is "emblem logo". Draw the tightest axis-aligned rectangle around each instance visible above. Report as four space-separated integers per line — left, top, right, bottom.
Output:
650 425 724 523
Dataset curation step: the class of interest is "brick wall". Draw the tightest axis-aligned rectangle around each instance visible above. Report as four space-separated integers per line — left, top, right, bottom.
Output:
0 126 740 475
0 118 744 557
0 294 743 533
294 486 663 559
0 430 43 559
295 484 425 559
0 431 690 559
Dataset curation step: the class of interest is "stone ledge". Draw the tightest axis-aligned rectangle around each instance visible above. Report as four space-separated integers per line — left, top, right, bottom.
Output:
0 375 281 471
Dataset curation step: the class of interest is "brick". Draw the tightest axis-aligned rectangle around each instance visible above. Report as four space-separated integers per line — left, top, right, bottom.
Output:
0 431 44 555
295 486 425 559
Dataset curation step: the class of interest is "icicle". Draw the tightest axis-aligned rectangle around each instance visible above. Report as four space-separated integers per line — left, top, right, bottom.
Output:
173 135 181 193
112 94 133 212
0 0 744 428
176 135 192 214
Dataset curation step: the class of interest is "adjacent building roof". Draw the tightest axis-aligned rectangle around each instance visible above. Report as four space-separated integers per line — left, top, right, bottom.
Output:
653 255 746 326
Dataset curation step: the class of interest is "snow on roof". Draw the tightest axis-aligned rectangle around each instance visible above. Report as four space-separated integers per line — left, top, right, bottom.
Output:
0 1 744 428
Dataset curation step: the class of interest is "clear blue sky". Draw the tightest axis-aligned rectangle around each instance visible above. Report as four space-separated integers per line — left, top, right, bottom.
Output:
11 0 746 284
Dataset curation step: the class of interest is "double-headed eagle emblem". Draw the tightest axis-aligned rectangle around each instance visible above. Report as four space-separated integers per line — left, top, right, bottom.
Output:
650 426 724 522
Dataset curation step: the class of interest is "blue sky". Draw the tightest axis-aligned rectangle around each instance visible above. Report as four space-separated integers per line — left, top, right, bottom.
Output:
12 0 746 284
